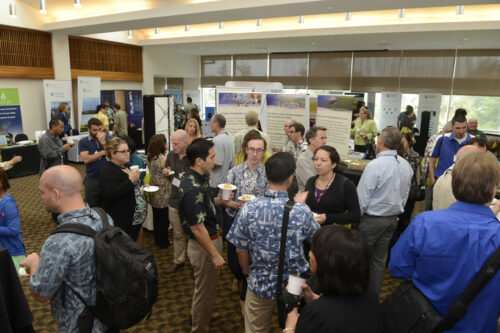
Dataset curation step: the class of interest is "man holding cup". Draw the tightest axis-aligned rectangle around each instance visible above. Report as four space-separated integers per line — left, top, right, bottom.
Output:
227 153 320 332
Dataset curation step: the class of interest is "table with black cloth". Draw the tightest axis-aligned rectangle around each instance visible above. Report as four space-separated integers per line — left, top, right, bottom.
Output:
0 144 40 178
340 165 363 186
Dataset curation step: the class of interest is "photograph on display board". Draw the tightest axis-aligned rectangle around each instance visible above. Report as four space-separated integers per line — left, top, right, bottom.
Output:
50 101 72 120
217 92 262 136
164 90 183 106
80 97 100 132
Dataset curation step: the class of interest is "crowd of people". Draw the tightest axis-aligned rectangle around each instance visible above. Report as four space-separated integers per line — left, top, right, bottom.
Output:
0 101 499 333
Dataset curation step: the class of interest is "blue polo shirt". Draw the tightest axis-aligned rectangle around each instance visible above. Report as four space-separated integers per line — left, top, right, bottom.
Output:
389 202 500 333
431 133 470 178
78 135 112 179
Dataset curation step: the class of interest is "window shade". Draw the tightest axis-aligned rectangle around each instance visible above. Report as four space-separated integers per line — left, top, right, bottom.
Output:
201 55 232 86
308 52 352 90
400 50 455 94
233 54 267 82
351 51 401 92
269 53 308 88
453 49 500 96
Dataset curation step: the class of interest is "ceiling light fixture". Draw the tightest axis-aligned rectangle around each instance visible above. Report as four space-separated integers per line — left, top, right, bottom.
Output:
456 5 464 16
345 12 352 21
256 18 262 27
74 0 82 9
398 8 405 19
185 24 190 32
39 0 47 14
127 30 132 38
298 15 304 24
219 21 224 30
154 27 159 35
9 2 16 17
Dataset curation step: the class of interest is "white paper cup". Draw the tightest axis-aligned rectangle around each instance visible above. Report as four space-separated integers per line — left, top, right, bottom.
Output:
67 139 74 144
130 165 139 172
287 272 306 296
218 184 237 200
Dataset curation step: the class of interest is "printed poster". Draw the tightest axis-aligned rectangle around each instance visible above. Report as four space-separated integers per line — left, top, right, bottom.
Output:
217 92 262 136
78 76 101 132
265 94 309 150
316 95 353 159
0 89 24 139
164 89 183 106
43 80 73 126
418 93 442 136
379 92 402 130
126 90 143 128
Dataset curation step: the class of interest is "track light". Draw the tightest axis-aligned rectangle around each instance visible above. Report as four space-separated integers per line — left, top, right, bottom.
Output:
9 2 16 17
345 12 351 21
456 5 464 16
74 0 82 8
127 30 132 38
256 18 262 27
398 8 405 19
40 0 47 14
185 24 190 32
219 21 224 30
298 15 304 24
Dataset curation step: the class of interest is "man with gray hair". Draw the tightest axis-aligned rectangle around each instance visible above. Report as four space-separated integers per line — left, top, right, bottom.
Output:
296 126 327 192
357 126 413 296
209 114 235 188
234 110 272 155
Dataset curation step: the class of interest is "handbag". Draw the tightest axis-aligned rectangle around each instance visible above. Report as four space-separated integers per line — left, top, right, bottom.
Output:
276 199 295 328
382 245 500 333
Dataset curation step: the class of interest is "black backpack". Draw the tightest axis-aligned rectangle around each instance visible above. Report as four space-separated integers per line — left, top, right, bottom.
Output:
51 207 158 330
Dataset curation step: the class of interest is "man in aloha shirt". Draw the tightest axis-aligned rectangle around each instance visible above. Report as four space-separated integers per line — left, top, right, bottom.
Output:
178 138 229 333
227 152 320 333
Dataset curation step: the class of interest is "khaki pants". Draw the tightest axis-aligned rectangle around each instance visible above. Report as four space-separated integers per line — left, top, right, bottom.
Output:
188 237 222 333
244 289 276 333
169 207 185 264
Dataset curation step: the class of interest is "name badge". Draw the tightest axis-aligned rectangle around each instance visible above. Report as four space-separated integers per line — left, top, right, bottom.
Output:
356 128 361 132
172 178 181 188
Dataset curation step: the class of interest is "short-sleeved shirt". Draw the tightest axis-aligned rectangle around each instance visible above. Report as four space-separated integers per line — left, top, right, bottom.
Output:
174 111 187 129
113 110 128 137
165 152 190 209
179 169 221 239
223 161 268 217
78 135 111 179
93 112 109 128
209 130 235 187
227 190 320 300
30 207 113 333
431 132 471 178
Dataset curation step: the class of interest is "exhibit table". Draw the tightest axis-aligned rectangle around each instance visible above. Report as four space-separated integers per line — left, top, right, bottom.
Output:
0 144 40 178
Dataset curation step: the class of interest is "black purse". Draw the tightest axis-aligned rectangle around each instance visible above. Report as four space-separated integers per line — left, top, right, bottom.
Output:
382 245 500 333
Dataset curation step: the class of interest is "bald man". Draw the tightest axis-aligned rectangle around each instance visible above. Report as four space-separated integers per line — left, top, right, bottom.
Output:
433 145 484 210
234 110 273 155
467 118 487 139
165 130 191 274
21 166 113 332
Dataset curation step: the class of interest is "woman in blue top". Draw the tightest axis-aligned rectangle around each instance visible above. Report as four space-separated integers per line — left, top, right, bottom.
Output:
0 168 25 259
55 102 72 136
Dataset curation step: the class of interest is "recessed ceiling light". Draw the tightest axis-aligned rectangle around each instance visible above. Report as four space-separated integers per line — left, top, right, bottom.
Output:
345 12 352 21
9 2 16 17
40 0 47 14
185 24 190 32
154 27 159 35
456 5 464 16
256 18 262 27
219 21 224 30
463 37 468 41
298 15 304 24
398 8 405 19
311 42 317 45
74 0 82 9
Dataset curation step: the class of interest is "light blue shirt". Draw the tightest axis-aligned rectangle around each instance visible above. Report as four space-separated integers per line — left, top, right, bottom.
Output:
357 150 413 216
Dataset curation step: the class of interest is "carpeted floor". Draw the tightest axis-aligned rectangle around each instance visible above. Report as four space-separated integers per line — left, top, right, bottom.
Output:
12 163 419 332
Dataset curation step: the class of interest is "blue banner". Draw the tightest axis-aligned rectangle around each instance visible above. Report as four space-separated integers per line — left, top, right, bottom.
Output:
126 90 143 128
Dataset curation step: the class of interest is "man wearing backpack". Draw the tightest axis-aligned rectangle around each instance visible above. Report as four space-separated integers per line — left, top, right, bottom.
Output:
21 165 112 332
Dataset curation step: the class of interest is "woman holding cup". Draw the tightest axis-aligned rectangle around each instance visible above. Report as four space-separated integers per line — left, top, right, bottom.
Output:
284 225 381 332
294 145 360 227
99 137 142 240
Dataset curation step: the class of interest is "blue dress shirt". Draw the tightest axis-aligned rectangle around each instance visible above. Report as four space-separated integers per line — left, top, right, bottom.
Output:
389 201 500 333
431 133 471 179
357 150 413 216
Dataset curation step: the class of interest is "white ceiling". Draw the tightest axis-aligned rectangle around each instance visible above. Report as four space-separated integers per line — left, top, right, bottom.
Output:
15 0 500 54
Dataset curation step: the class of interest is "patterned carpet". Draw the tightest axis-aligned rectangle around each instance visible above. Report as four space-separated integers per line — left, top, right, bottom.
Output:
11 163 418 332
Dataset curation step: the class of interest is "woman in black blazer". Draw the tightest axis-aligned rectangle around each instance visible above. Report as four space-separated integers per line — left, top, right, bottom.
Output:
295 145 360 226
99 137 141 240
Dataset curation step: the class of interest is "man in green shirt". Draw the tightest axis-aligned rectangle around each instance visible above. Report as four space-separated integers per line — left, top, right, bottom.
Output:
467 118 487 138
113 103 128 137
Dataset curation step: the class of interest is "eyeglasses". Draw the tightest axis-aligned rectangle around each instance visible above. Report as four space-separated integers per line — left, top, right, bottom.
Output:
116 149 130 154
289 131 297 134
247 147 265 154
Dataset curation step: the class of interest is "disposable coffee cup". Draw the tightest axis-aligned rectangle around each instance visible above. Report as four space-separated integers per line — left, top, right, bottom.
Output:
218 184 237 200
130 165 139 172
67 139 74 144
287 272 307 296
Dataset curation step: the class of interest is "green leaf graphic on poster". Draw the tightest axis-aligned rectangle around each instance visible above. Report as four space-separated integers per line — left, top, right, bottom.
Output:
0 89 20 106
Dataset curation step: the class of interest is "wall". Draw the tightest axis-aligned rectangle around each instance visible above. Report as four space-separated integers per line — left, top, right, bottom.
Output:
142 45 200 94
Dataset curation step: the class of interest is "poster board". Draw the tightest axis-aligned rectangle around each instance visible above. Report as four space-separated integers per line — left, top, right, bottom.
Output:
216 92 262 136
43 80 73 126
265 94 309 150
164 89 182 106
379 92 402 130
0 89 24 139
77 76 101 132
418 93 442 136
316 95 353 159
